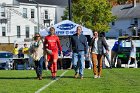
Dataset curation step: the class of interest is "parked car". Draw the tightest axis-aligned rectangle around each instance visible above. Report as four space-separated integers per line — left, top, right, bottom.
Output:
0 51 14 70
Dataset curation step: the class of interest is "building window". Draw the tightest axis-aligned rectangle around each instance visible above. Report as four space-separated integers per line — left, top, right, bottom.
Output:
1 7 5 17
131 18 138 25
31 9 35 18
44 10 49 19
34 26 38 34
119 29 122 36
134 18 138 25
112 22 115 26
25 26 30 38
2 27 6 36
17 26 21 38
23 8 27 18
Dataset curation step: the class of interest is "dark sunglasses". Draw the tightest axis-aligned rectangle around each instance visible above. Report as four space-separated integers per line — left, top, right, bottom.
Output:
35 36 40 37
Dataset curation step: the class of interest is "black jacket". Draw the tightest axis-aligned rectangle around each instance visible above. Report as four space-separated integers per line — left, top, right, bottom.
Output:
90 37 109 55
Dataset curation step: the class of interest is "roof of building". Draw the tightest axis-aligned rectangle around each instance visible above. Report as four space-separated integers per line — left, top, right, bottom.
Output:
112 3 140 18
16 0 68 7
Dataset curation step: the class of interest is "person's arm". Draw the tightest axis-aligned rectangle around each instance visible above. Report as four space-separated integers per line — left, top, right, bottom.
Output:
56 36 63 57
102 37 109 53
69 36 72 52
89 37 94 52
84 36 88 55
29 43 33 54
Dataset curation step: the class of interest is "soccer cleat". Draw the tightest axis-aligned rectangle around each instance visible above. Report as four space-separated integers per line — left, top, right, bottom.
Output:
52 77 57 80
98 76 101 78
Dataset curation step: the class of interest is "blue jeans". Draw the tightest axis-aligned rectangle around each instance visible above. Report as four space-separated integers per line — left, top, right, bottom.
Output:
72 51 85 77
34 56 44 77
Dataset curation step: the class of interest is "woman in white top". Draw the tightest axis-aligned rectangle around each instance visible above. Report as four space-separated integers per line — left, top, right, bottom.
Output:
127 36 137 68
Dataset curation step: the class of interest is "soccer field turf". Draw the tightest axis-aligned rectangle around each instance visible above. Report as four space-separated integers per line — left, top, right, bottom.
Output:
0 68 140 93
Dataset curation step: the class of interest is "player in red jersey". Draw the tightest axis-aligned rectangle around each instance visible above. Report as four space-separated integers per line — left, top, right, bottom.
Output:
44 27 62 80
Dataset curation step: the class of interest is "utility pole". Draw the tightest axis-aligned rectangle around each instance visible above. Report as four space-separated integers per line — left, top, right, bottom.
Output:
68 0 72 20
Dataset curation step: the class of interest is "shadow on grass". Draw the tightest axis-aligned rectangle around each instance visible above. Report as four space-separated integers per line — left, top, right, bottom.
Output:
0 77 36 79
0 76 75 80
58 76 74 78
57 75 92 79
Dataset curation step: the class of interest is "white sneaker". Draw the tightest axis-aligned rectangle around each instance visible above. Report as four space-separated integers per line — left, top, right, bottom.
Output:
88 67 91 69
61 67 63 70
134 66 137 68
31 67 34 70
94 75 98 79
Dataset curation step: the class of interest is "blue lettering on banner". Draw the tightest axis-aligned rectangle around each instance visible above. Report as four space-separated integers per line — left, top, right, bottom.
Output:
55 31 75 35
56 31 64 35
57 23 76 30
66 31 69 35
70 31 75 34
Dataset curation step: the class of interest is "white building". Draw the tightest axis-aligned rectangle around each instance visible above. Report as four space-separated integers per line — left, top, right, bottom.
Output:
106 3 140 38
0 0 68 43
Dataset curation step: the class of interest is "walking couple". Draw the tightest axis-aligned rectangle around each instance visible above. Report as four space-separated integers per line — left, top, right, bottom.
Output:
70 26 109 79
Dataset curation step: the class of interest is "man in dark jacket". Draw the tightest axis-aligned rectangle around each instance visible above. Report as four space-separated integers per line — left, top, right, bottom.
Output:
70 26 88 79
90 31 109 78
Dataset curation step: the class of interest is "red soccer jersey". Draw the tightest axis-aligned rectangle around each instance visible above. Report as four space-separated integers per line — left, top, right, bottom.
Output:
44 35 62 52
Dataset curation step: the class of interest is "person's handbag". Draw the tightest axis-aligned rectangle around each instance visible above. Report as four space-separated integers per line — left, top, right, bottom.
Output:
46 48 52 55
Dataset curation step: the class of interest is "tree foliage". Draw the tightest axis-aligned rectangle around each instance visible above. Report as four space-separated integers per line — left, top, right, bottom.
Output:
62 0 116 33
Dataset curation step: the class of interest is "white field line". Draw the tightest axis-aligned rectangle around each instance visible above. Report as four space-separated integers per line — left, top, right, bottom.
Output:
35 70 68 93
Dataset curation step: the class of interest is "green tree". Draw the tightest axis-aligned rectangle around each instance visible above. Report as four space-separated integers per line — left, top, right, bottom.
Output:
62 0 116 33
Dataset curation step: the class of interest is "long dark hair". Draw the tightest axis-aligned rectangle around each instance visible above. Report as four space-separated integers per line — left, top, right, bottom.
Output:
34 33 41 40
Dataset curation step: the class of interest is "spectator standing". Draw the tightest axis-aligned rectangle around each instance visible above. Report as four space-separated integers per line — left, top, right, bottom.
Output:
44 27 62 80
13 44 19 58
22 43 29 58
29 33 44 80
111 40 122 67
18 49 24 58
127 36 137 68
22 43 30 69
70 26 88 79
89 31 109 78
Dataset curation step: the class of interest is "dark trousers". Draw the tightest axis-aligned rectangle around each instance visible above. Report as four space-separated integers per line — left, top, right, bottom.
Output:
34 56 44 77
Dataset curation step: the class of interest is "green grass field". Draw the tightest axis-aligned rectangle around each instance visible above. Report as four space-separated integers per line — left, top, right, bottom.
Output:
0 68 140 93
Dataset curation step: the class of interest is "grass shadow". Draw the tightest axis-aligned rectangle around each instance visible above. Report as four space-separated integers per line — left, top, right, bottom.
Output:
0 77 36 79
